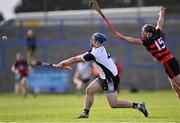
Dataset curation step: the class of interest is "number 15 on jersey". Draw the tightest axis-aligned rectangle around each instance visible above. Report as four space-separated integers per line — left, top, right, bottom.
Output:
155 38 166 51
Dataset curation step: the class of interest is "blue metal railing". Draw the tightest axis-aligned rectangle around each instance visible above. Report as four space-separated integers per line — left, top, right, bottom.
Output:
1 16 180 70
0 38 179 70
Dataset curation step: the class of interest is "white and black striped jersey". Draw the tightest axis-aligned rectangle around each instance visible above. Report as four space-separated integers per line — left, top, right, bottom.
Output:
82 46 118 80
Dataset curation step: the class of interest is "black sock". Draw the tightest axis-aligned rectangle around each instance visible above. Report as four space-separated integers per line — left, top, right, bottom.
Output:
83 109 89 115
133 103 138 109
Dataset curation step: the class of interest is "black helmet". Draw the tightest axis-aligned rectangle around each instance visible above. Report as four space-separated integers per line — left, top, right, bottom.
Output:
142 24 156 35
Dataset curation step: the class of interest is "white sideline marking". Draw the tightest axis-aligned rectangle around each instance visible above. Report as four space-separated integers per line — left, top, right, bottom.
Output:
0 121 177 123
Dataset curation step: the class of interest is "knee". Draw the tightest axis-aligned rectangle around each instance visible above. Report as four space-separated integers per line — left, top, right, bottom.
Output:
178 96 180 99
175 89 180 99
177 93 180 99
85 87 93 95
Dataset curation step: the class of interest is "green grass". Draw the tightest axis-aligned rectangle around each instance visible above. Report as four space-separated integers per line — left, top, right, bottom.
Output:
0 90 180 122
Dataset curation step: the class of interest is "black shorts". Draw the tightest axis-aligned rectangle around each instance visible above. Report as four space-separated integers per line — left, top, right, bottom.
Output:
163 57 180 79
96 75 120 93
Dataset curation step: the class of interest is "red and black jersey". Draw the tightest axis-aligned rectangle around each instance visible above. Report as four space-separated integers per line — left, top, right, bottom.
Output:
13 60 29 77
141 29 174 64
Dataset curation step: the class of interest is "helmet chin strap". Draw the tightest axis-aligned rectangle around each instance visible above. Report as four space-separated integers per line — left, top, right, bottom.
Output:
90 40 102 48
95 41 102 47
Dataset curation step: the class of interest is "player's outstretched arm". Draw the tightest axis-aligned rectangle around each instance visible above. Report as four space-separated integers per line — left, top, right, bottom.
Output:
52 55 84 69
156 6 166 30
116 32 142 45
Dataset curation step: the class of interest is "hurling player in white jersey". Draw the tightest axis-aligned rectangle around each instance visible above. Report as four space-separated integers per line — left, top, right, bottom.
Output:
53 32 148 118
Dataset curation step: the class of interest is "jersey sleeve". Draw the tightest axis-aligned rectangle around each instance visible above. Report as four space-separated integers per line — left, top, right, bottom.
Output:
82 53 95 61
82 47 101 61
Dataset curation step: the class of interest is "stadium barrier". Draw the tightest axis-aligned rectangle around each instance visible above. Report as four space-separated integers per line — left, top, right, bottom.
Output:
0 16 180 92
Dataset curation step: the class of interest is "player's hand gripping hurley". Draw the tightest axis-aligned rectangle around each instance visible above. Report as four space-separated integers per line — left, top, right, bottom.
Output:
30 58 53 67
89 0 118 35
29 58 72 70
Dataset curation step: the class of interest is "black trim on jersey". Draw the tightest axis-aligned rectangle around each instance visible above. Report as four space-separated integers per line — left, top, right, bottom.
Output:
84 46 117 80
94 61 116 80
83 53 95 61
151 48 169 56
147 47 157 51
105 49 111 59
156 52 170 61
151 47 167 56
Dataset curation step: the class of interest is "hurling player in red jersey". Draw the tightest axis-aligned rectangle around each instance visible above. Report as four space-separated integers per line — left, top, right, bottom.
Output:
116 6 180 98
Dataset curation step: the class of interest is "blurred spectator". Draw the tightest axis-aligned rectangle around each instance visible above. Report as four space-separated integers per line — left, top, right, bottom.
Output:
73 62 93 95
12 53 36 98
26 29 36 64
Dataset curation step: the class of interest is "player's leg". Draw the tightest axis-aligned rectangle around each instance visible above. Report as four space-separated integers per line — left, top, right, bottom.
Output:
77 78 102 118
106 92 148 117
169 76 180 98
106 91 133 108
168 83 180 98
21 77 28 97
172 74 180 88
15 82 21 94
164 58 180 98
81 79 91 93
17 81 22 94
27 47 33 64
19 78 26 97
27 50 31 64
15 75 21 93
23 77 36 98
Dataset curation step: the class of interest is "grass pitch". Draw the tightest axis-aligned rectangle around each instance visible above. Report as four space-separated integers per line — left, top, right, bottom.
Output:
0 90 179 122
